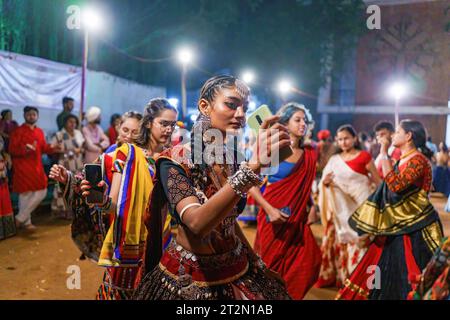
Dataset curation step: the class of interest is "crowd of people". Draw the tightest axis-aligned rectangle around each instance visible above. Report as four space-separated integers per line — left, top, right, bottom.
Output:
0 98 125 235
0 74 449 300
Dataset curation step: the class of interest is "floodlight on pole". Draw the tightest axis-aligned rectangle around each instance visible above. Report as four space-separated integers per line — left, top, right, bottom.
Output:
388 82 408 127
176 47 194 66
277 80 293 95
82 7 105 33
168 98 179 109
79 7 105 126
241 71 256 84
176 47 195 120
389 82 407 101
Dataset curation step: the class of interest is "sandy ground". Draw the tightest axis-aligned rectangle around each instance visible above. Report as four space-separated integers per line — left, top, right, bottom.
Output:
0 194 448 300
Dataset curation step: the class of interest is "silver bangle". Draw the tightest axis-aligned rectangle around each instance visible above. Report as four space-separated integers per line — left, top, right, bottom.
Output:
227 162 262 197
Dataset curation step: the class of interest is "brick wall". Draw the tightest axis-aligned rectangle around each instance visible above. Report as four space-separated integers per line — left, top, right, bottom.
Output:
353 0 450 141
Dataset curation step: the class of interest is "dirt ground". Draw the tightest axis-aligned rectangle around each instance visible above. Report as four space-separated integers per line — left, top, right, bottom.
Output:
0 194 448 300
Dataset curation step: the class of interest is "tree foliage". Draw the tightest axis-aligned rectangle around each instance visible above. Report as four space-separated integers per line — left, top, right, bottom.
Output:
0 0 367 95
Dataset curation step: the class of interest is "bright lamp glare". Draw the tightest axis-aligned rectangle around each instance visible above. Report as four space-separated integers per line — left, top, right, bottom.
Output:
168 98 179 109
83 8 104 32
177 48 194 65
389 83 407 100
242 71 255 84
248 101 257 111
278 80 292 94
190 113 199 122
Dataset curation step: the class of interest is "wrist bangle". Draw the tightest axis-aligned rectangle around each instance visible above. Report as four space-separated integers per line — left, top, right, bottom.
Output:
381 154 390 160
227 162 263 197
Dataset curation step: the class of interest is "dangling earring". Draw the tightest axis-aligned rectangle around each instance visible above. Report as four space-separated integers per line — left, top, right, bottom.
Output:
196 113 213 145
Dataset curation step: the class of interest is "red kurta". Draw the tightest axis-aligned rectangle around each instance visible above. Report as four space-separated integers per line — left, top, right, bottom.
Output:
9 124 54 193
107 126 118 146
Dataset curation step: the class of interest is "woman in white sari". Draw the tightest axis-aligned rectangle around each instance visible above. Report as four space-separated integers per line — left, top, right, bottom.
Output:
316 125 381 288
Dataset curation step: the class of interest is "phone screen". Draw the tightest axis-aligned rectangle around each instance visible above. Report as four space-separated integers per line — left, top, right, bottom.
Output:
280 206 292 216
84 164 104 204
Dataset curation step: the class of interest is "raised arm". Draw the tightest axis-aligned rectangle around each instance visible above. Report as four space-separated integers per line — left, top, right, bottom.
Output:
170 116 290 237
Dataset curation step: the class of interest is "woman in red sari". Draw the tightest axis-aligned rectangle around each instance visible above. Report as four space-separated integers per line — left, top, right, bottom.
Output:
337 119 443 300
251 102 322 300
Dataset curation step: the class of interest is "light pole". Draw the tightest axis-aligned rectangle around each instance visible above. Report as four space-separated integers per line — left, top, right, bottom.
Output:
176 48 194 120
389 82 407 127
80 30 89 124
80 7 104 124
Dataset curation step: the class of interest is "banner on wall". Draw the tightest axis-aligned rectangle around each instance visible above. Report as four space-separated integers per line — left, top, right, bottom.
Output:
0 51 81 111
0 50 166 134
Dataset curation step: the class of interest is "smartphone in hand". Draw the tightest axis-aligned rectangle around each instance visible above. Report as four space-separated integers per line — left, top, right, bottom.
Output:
247 105 274 135
247 105 293 162
84 164 104 205
280 206 292 217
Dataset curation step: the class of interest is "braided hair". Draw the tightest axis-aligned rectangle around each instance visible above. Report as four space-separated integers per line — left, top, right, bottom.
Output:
189 75 250 192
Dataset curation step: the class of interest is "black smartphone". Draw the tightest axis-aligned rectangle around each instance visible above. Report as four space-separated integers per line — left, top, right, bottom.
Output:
84 164 104 205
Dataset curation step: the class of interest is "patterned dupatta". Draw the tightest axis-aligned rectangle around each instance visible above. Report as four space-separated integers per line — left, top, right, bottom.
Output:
349 161 442 238
98 143 153 267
